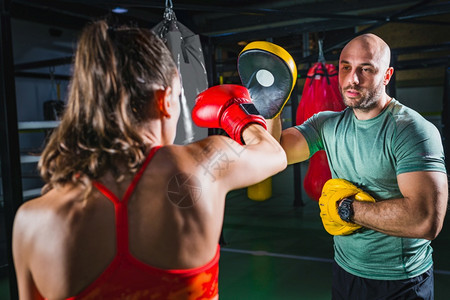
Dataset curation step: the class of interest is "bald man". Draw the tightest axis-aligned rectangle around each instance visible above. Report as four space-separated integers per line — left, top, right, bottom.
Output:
275 33 447 299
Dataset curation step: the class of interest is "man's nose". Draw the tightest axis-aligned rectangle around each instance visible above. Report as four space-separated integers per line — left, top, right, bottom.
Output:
349 70 359 85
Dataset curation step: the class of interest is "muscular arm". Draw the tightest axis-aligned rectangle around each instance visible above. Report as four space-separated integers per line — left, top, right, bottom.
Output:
225 123 287 189
187 123 287 192
267 116 310 165
352 171 448 240
280 127 310 165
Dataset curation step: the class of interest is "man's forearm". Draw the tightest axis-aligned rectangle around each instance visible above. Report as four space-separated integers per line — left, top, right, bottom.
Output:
352 196 445 240
266 115 282 142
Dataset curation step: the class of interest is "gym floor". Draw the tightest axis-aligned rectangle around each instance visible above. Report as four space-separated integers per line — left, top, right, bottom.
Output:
218 166 450 300
0 164 449 299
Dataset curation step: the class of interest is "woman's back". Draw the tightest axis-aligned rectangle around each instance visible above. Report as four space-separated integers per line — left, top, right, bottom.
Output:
13 144 226 298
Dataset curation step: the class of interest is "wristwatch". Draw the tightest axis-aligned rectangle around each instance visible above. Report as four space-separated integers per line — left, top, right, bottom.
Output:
338 198 354 222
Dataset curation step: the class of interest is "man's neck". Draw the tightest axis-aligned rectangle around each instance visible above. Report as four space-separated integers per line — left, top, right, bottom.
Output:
353 94 392 121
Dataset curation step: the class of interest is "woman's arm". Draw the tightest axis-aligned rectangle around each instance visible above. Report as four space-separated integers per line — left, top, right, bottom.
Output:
13 204 45 300
189 124 287 192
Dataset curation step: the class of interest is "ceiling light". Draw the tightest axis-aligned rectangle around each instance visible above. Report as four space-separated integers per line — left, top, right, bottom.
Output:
112 7 128 14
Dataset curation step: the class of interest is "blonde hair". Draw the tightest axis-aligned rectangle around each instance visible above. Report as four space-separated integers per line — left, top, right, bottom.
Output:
39 19 177 193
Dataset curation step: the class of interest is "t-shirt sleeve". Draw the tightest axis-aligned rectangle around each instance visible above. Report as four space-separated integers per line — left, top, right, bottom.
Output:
294 111 334 158
394 114 446 175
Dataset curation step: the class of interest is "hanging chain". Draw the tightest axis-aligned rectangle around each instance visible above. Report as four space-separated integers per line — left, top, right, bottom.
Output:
318 39 326 63
48 66 59 99
164 0 175 21
49 66 55 83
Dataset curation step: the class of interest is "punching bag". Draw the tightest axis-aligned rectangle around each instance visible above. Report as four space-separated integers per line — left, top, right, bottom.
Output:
152 2 208 144
296 62 345 201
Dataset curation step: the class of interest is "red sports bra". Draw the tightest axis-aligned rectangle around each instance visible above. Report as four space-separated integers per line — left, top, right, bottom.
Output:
67 146 220 299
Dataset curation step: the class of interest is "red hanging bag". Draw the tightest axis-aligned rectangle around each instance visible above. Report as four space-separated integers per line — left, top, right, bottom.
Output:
296 62 346 201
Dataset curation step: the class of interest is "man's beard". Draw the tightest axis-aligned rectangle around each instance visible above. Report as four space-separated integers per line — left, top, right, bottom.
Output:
340 81 384 112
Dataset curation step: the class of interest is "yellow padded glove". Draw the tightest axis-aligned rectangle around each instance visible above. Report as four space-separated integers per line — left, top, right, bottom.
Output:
319 178 376 236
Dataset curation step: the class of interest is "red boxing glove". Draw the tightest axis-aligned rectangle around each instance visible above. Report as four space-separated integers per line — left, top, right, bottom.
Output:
192 84 267 144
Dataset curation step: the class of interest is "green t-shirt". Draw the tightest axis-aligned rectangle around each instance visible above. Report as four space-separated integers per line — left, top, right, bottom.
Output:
296 99 446 280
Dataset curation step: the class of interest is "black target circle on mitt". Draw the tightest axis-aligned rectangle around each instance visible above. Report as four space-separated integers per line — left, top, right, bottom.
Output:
238 41 297 119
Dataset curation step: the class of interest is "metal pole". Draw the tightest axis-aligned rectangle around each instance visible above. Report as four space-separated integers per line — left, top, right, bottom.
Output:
0 0 22 298
203 36 220 137
290 34 310 208
204 36 227 244
291 85 304 207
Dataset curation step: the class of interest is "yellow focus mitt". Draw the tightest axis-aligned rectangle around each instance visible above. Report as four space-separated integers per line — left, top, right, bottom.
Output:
319 178 376 236
238 41 297 119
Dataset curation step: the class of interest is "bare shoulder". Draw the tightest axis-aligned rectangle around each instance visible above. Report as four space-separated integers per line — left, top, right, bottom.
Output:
152 136 241 192
157 136 238 172
12 192 60 271
13 184 116 298
13 194 49 240
12 197 47 300
13 185 86 242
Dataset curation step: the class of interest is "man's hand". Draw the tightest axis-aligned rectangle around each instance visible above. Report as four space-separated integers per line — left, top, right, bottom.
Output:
319 178 375 235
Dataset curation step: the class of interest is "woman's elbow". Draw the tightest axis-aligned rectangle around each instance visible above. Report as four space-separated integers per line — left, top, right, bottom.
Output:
273 142 288 172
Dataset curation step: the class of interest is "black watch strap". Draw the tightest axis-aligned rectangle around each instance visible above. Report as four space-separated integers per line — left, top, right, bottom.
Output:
338 198 354 222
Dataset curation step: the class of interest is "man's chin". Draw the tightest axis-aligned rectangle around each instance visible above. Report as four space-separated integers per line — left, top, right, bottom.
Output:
343 97 360 108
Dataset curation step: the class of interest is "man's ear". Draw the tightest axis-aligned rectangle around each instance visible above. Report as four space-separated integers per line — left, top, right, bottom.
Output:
383 67 394 86
155 87 172 118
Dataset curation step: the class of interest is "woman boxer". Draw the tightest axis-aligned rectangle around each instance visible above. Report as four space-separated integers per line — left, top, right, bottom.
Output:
12 19 286 299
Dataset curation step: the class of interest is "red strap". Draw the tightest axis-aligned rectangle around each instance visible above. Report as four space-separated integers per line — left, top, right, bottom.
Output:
93 146 162 254
92 182 120 204
121 146 161 204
